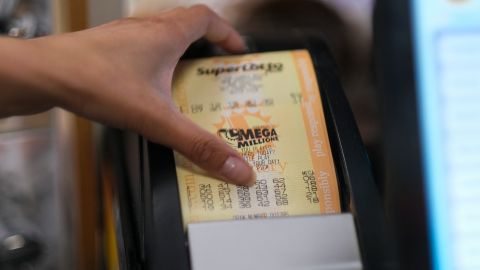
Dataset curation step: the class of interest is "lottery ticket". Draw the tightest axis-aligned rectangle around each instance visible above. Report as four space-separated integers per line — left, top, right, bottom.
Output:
172 50 341 227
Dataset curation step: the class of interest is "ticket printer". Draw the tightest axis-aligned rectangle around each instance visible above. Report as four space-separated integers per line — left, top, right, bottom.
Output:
100 32 397 270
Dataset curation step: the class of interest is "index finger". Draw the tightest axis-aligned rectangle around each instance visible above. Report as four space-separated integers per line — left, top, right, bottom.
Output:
168 5 247 53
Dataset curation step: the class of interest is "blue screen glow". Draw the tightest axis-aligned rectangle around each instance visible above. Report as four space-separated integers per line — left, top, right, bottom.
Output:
412 0 480 269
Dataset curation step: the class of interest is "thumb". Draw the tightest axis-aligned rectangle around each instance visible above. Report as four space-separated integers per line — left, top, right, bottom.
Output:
148 105 256 186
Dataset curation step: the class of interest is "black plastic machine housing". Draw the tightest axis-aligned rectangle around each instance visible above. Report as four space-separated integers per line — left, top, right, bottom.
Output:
101 32 397 270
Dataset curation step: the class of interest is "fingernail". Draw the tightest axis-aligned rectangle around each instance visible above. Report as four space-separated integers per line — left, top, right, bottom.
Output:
241 36 252 53
220 156 256 186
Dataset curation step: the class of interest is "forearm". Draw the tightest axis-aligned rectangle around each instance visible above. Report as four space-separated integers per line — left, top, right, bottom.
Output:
0 37 66 117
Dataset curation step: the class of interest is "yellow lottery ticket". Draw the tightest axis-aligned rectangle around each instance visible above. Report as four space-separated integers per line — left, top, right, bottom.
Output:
172 50 341 227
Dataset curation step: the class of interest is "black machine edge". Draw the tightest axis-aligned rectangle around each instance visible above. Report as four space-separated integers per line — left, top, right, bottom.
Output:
374 1 432 269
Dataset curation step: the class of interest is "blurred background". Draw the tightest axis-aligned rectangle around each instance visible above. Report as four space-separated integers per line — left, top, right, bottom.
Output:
0 0 395 269
3 0 480 269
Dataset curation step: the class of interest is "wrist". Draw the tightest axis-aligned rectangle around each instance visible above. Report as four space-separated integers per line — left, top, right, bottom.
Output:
0 38 48 115
0 35 106 117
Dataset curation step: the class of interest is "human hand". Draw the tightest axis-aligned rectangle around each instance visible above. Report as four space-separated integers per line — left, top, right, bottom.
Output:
0 5 256 186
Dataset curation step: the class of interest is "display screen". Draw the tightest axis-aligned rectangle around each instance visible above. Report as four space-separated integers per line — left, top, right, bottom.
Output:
412 0 480 269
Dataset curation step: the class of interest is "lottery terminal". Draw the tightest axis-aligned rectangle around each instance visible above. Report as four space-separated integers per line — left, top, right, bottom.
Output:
98 1 480 270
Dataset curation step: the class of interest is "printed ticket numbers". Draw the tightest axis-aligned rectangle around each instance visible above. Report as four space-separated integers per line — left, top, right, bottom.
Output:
172 50 341 227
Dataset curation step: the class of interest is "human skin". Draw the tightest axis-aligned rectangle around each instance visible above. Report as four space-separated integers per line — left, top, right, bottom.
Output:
0 5 256 186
